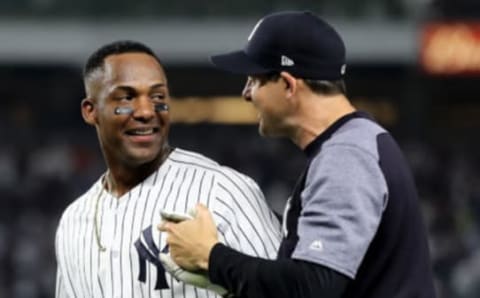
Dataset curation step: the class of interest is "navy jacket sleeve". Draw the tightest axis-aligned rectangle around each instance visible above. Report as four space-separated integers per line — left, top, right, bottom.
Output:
208 244 350 298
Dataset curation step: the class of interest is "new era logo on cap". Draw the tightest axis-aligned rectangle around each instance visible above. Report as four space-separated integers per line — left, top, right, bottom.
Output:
281 55 295 66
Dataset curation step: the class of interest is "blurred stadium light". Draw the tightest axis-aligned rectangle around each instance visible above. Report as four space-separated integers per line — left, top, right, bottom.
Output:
0 0 433 65
0 19 417 65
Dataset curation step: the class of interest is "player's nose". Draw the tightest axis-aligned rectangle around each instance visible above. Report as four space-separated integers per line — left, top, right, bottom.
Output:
132 97 155 121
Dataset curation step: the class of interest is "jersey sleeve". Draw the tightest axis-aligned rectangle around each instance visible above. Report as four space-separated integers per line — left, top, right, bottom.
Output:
291 144 388 278
55 267 69 298
209 243 350 298
210 168 281 259
54 214 74 298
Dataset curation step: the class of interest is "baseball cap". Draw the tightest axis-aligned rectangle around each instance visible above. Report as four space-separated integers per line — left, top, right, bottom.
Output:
210 11 346 80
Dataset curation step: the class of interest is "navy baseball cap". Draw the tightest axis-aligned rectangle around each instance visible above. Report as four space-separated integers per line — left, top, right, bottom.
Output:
210 11 346 80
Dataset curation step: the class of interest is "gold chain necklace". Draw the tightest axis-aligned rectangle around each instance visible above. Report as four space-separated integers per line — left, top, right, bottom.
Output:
94 174 109 252
93 147 172 252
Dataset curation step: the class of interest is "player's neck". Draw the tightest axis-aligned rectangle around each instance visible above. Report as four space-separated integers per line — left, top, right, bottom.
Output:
105 146 172 197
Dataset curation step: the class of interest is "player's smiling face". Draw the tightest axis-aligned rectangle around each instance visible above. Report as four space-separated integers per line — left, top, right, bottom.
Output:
85 52 171 168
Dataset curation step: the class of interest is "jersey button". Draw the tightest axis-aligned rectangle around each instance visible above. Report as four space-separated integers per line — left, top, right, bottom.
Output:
112 250 120 258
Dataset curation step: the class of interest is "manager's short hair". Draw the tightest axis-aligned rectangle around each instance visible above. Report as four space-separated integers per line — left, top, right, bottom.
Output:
257 72 346 96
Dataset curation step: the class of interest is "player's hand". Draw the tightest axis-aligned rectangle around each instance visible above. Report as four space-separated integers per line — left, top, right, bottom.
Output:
158 253 228 296
158 204 219 271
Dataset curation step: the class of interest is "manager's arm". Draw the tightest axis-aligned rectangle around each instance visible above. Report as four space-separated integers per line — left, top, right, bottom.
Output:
209 243 349 298
161 204 350 298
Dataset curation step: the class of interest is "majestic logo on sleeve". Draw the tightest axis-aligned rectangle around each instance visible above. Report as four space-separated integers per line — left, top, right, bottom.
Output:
134 225 169 290
282 196 292 237
309 240 324 252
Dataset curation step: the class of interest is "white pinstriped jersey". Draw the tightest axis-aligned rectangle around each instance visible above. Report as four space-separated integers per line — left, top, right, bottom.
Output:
55 148 281 298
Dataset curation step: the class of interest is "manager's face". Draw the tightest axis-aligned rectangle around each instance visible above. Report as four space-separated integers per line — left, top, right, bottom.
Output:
242 73 293 138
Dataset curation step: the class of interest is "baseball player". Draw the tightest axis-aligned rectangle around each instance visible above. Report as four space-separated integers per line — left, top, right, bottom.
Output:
160 11 437 298
54 40 281 298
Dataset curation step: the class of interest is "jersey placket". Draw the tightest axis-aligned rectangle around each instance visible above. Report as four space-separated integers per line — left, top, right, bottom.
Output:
98 193 126 298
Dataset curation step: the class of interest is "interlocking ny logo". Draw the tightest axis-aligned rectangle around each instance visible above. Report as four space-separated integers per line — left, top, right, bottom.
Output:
248 19 263 41
134 225 169 290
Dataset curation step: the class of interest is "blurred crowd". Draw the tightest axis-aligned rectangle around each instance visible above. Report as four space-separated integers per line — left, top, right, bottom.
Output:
0 121 480 298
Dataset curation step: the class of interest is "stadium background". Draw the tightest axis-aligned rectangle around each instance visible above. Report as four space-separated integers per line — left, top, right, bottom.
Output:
1 0 480 297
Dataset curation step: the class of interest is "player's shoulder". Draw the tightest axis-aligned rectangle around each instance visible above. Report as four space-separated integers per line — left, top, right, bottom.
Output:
169 148 220 167
169 148 258 186
57 178 101 227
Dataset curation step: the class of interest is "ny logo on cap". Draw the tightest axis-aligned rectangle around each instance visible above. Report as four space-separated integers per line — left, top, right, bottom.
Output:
248 19 264 41
281 55 295 66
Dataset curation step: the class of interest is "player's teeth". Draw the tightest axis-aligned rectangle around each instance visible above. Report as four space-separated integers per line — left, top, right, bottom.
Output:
133 129 153 135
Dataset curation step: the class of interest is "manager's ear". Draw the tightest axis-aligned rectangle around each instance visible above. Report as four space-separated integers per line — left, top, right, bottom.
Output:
81 97 96 126
280 71 297 98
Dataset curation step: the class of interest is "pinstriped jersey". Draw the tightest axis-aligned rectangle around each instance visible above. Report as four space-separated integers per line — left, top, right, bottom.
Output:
55 148 281 298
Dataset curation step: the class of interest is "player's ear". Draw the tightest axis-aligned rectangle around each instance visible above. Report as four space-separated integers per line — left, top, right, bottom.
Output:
280 71 297 98
81 97 97 126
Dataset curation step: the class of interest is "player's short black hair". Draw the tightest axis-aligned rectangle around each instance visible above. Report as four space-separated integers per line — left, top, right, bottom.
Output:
84 40 162 78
